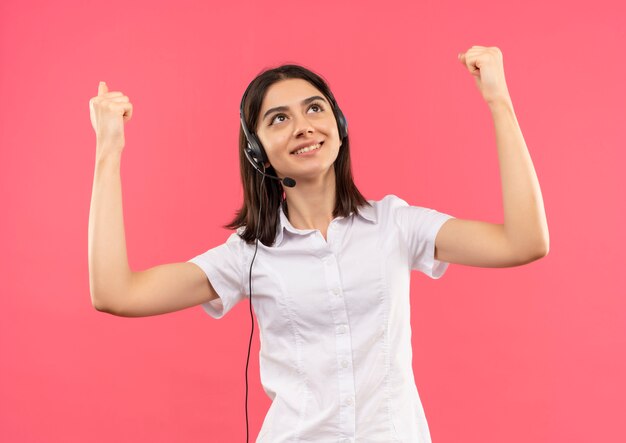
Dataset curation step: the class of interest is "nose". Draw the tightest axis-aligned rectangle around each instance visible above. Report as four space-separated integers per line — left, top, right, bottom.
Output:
292 113 315 138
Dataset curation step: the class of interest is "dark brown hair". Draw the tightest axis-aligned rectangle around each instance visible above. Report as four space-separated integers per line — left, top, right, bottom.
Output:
224 64 370 246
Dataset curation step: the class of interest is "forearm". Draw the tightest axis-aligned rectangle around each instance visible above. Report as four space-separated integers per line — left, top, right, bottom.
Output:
88 148 133 311
489 99 549 256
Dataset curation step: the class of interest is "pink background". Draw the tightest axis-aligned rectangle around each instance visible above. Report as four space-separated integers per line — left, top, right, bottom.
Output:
1 0 625 441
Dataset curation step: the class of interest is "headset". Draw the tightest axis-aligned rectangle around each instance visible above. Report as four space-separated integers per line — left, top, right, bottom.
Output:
239 78 348 442
239 79 348 187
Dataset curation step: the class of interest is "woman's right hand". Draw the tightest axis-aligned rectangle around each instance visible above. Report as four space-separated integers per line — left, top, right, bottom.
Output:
89 81 133 155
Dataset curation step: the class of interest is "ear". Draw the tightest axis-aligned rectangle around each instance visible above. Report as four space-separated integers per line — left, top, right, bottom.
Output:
264 161 271 168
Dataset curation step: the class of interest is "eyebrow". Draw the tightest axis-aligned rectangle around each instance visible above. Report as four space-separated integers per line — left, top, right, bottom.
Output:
262 95 329 122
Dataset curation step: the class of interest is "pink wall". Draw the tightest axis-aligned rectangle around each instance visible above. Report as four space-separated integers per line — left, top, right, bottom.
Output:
1 0 625 442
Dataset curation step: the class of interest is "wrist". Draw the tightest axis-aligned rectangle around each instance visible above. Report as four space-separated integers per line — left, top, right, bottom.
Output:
487 96 514 112
95 146 123 165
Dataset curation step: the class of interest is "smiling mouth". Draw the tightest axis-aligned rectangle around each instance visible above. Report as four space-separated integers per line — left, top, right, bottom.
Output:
291 142 323 155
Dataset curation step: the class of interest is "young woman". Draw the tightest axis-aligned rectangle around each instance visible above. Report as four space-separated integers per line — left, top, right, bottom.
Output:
88 47 549 443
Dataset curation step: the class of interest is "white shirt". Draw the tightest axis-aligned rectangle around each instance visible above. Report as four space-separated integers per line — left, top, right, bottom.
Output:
187 194 455 442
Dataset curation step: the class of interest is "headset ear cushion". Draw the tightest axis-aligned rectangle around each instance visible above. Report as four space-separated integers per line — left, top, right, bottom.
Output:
335 107 348 141
248 134 269 164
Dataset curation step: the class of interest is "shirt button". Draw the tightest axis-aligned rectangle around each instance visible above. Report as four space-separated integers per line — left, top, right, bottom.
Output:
332 288 340 296
341 439 351 443
341 360 349 368
337 325 346 334
345 396 353 406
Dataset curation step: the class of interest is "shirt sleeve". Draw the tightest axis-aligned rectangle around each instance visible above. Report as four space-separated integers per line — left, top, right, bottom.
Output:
186 232 246 319
389 194 456 279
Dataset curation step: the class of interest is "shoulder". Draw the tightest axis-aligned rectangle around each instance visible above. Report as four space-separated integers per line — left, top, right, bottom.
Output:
370 194 449 213
366 194 452 229
207 230 247 257
353 194 410 229
364 194 410 216
367 194 409 207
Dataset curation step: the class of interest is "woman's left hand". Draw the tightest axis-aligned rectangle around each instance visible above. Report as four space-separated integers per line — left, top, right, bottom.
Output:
458 46 511 106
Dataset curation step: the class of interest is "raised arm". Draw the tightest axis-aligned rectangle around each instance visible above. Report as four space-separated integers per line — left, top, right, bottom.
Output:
433 47 549 267
88 82 218 317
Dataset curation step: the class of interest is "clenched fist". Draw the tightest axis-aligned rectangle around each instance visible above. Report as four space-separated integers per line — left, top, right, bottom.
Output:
457 46 511 106
89 81 133 154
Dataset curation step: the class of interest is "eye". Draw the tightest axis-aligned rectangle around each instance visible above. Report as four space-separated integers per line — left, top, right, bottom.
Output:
309 103 323 113
270 114 287 125
269 102 325 126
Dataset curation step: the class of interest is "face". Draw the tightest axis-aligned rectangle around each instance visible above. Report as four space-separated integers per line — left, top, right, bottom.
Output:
255 78 341 183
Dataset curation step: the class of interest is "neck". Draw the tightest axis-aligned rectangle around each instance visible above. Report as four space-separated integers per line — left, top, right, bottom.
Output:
283 167 336 230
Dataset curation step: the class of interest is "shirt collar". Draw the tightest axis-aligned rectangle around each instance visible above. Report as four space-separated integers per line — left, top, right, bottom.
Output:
273 201 377 247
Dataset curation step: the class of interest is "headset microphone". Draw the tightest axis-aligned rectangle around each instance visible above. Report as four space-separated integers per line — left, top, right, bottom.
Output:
243 147 296 187
278 176 296 188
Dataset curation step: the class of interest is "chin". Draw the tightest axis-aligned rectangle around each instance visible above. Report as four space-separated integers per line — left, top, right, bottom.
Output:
289 164 337 183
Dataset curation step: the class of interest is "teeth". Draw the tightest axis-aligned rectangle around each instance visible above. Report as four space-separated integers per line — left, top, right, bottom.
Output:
292 143 321 155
